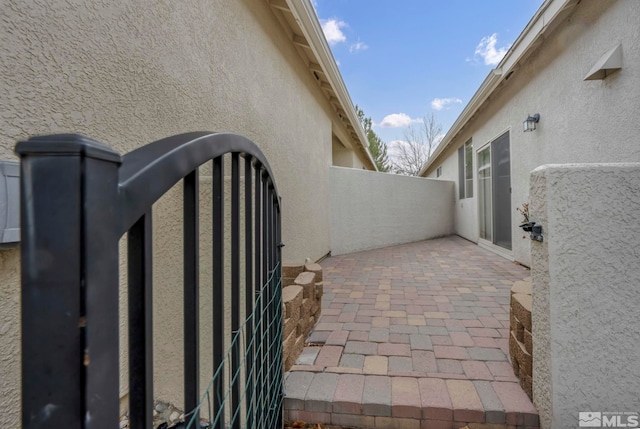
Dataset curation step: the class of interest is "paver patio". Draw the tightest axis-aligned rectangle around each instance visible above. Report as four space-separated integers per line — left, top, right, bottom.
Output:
284 236 538 429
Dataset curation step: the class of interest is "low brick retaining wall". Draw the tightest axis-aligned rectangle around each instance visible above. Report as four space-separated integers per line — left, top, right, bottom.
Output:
509 278 533 399
282 263 323 371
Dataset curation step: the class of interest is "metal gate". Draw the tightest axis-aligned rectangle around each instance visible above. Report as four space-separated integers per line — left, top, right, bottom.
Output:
18 132 284 429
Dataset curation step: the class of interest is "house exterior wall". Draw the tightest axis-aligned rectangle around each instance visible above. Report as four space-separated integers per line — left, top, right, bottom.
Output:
425 0 640 265
0 0 363 424
530 163 640 429
329 167 454 255
333 138 364 168
428 143 477 244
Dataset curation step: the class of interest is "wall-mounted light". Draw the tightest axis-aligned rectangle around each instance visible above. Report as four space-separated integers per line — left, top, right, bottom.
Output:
523 113 540 132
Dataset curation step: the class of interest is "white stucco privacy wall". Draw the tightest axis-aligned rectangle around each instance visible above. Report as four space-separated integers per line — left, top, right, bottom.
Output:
529 163 640 429
329 167 454 255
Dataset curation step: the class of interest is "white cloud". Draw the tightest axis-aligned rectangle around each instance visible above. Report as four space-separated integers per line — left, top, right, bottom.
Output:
349 39 368 53
431 97 462 111
474 33 510 66
385 139 411 165
321 19 347 45
387 139 408 155
379 113 422 128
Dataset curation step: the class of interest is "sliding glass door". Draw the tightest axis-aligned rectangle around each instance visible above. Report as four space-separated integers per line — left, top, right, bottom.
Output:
492 132 512 250
477 132 512 250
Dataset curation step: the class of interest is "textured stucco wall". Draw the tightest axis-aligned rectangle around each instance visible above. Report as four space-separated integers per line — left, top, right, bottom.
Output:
333 138 359 168
427 146 477 242
329 167 454 255
425 0 640 265
0 0 351 425
0 248 20 424
1 0 336 264
530 163 640 429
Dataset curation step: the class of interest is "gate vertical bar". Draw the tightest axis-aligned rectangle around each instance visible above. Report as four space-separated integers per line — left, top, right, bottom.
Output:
254 164 262 307
261 175 270 423
18 135 121 429
267 187 276 424
230 153 241 428
211 156 225 429
276 195 284 426
253 165 263 427
267 189 274 425
265 186 272 422
184 169 200 420
128 211 154 429
244 156 254 428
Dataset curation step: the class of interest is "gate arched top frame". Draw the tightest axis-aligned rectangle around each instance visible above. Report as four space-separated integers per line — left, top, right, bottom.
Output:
117 131 280 235
18 131 281 236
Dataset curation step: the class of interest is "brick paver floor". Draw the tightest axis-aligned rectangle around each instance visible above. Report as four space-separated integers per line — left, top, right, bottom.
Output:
284 236 538 429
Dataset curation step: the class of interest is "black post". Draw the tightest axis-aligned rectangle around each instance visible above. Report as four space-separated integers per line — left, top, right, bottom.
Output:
17 134 122 429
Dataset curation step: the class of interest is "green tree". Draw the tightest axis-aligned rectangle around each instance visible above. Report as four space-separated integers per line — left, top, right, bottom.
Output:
356 105 390 172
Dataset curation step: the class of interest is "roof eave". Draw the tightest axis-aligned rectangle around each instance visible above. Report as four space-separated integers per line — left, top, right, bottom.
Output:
419 0 580 176
268 0 378 171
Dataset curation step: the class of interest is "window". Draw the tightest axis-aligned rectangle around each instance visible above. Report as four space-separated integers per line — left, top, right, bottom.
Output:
436 166 442 177
458 139 473 199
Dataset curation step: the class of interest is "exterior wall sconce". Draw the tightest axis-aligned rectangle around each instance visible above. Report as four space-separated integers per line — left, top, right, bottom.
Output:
523 113 540 132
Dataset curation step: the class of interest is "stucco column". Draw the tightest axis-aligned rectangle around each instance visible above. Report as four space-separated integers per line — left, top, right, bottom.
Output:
530 163 640 429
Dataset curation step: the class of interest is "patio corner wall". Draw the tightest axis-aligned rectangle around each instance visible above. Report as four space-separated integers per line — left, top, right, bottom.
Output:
329 167 454 256
529 163 640 429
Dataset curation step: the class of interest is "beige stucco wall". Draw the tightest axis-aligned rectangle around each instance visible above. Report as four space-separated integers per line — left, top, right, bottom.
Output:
0 0 361 425
2 0 339 264
0 248 20 424
427 147 478 243
530 163 640 429
329 167 454 255
426 0 640 265
333 138 360 168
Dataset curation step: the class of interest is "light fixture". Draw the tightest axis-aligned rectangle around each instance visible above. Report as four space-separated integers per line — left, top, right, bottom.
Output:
523 113 540 132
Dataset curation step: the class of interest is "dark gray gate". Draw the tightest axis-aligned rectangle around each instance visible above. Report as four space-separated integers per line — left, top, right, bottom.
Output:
17 132 283 429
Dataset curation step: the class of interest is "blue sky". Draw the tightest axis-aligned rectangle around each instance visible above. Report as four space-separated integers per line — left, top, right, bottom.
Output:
312 0 544 145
